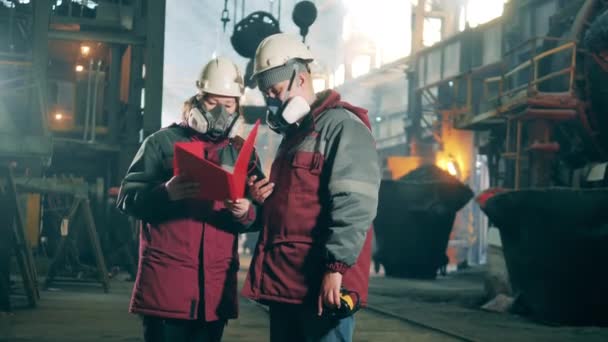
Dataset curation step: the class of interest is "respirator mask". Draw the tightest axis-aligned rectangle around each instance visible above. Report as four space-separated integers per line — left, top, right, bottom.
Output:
264 65 311 134
187 99 239 140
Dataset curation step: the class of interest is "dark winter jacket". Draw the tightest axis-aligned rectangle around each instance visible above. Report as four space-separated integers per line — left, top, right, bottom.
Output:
118 124 263 321
242 90 381 307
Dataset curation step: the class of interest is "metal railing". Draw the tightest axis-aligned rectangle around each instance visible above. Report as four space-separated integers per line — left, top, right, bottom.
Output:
417 61 505 119
440 37 580 121
485 37 578 111
496 37 579 189
410 36 582 163
51 0 99 19
50 0 133 27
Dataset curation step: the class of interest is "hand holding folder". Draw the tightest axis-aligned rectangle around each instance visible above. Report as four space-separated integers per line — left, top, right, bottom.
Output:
173 120 261 201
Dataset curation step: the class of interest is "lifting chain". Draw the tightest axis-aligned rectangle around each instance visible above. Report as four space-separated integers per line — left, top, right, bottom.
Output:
221 0 231 32
268 0 281 24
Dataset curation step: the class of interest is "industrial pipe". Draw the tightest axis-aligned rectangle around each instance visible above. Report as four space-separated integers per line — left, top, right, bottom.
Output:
570 0 600 41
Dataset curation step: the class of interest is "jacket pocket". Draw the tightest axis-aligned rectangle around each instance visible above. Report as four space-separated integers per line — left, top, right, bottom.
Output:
289 152 324 194
261 238 323 301
134 247 199 317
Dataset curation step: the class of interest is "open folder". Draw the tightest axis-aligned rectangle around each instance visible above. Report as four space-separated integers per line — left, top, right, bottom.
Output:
173 120 261 201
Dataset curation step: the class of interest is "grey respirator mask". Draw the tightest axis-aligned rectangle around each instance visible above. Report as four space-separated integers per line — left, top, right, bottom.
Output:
187 99 239 140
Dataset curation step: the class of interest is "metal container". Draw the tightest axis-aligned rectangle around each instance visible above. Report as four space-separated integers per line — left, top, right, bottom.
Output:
374 166 473 279
481 188 608 326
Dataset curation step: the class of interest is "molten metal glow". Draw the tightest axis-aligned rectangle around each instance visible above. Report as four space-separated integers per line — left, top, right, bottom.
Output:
447 160 458 176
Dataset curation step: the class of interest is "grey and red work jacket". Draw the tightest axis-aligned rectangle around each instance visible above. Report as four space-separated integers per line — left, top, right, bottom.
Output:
242 90 381 307
117 124 263 322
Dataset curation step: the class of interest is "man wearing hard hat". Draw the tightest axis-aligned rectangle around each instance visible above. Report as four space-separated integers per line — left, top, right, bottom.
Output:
243 33 381 341
117 57 264 342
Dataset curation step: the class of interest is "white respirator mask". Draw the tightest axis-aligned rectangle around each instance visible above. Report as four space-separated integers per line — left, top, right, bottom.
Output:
265 66 311 134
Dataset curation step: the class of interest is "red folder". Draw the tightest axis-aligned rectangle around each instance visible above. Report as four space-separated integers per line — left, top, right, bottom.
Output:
173 120 260 201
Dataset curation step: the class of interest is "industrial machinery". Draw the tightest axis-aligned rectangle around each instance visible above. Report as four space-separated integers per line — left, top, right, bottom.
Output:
480 188 608 326
405 0 608 325
344 0 608 324
0 0 166 295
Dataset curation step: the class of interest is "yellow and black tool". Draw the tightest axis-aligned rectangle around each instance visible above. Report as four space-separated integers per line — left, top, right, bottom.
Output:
323 288 360 319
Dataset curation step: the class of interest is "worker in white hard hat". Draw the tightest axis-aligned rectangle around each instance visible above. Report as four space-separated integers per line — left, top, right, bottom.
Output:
242 33 381 342
118 57 264 342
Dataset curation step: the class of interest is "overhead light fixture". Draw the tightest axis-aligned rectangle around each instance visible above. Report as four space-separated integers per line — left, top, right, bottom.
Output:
75 64 84 72
80 45 91 56
54 113 64 121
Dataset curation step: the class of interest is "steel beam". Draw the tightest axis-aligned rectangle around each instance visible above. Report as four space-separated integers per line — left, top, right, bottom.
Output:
48 30 145 45
108 45 122 142
118 45 144 179
32 0 52 137
12 177 89 197
0 134 53 159
142 0 166 137
126 46 144 143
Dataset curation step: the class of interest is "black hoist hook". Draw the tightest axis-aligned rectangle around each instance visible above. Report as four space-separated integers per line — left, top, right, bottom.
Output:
292 1 317 43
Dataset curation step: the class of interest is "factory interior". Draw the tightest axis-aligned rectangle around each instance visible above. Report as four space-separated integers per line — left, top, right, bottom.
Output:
1 0 608 341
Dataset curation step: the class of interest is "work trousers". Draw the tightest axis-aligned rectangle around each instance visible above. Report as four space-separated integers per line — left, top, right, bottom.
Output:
0 253 10 312
269 303 355 342
142 315 226 342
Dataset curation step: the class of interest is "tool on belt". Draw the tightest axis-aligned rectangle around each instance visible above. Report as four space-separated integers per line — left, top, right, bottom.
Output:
322 288 360 319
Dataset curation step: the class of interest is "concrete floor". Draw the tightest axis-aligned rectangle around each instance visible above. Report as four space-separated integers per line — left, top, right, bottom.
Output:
367 269 608 342
2 264 608 341
0 273 452 342
0 276 270 342
1 280 140 341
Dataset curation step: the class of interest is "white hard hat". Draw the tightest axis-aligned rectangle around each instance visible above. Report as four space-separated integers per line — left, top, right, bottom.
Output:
252 33 314 79
196 57 244 97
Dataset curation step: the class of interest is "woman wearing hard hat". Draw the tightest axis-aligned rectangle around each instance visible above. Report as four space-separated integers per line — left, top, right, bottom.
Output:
117 57 264 342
